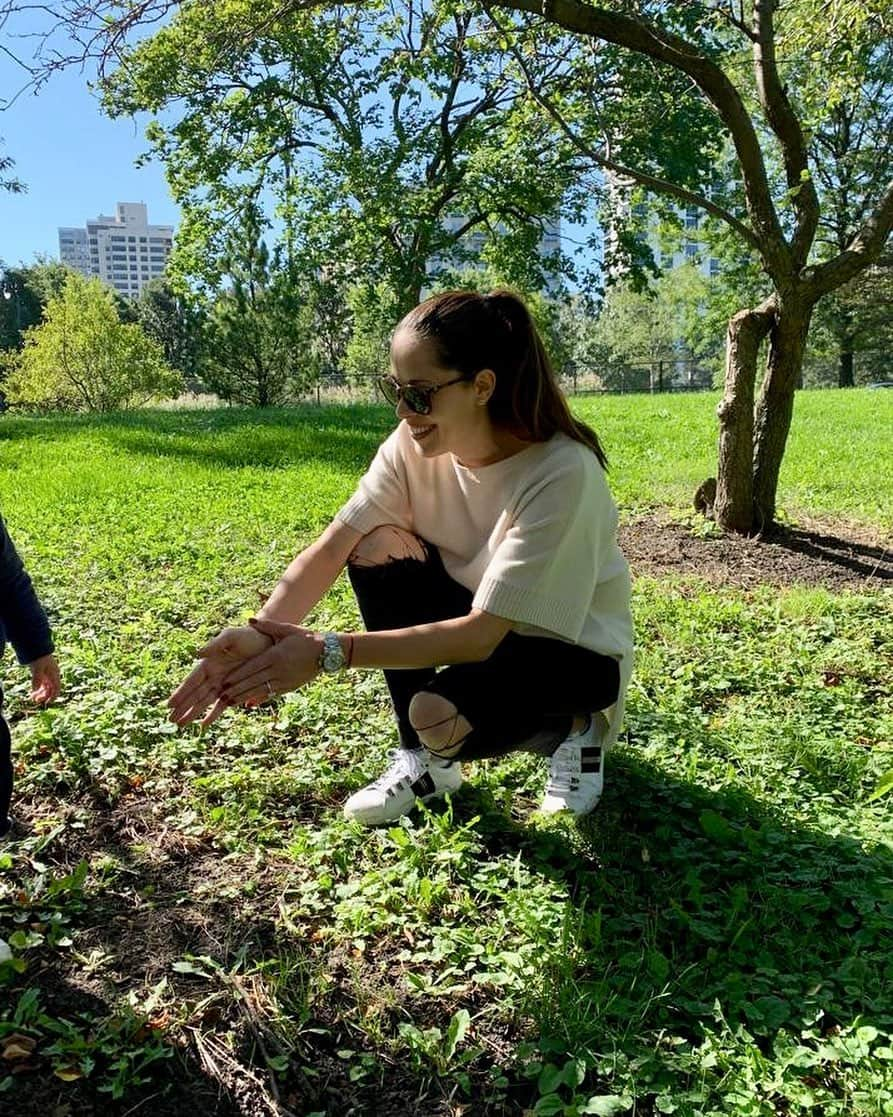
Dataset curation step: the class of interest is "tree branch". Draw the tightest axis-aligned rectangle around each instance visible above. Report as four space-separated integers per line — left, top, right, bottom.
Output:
504 31 760 251
752 0 818 270
807 177 893 299
488 0 790 279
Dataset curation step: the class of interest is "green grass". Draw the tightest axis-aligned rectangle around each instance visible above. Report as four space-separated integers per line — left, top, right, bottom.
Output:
0 394 891 1115
572 388 893 527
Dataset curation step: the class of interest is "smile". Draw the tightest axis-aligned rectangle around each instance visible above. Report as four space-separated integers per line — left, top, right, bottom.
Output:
408 424 436 441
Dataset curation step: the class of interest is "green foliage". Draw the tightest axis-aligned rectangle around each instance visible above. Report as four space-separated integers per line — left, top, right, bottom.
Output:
586 266 720 390
101 0 576 310
0 259 72 352
807 260 893 386
3 273 181 412
202 206 318 405
134 278 205 384
0 139 24 194
342 282 403 383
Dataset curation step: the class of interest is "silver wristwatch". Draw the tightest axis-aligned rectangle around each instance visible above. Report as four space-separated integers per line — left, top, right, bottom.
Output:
317 632 346 673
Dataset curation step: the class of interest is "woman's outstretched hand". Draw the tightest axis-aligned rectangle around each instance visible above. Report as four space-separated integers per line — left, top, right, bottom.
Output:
218 619 324 708
168 625 273 727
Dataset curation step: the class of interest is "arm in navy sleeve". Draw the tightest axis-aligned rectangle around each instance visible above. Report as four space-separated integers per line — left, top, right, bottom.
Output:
0 513 54 666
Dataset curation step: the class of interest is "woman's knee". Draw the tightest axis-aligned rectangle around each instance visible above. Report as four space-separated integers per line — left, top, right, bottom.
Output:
348 525 427 568
408 691 472 758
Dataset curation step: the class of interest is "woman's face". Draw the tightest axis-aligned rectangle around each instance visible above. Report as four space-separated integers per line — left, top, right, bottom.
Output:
389 328 493 458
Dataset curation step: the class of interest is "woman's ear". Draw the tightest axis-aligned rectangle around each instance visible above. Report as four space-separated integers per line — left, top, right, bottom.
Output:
474 368 496 405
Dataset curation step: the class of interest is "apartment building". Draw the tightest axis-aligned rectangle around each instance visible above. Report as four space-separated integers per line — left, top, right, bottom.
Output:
58 202 174 298
426 213 563 292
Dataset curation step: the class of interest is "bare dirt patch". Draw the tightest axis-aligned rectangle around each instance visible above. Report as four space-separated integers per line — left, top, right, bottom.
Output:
620 513 892 592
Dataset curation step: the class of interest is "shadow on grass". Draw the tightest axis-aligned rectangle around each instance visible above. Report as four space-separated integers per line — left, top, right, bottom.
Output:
450 743 892 1087
0 405 393 474
2 801 455 1117
6 729 891 1116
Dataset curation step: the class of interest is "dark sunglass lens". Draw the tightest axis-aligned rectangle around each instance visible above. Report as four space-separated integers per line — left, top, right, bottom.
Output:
404 387 432 414
378 377 398 405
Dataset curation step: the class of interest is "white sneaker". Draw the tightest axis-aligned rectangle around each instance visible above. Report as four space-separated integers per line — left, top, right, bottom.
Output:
343 748 463 826
540 715 605 816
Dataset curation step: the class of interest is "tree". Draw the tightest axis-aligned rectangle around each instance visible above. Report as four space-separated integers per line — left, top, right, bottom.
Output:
486 0 893 531
4 272 181 411
806 44 893 386
135 278 205 387
202 207 317 407
3 0 892 530
806 256 893 385
96 0 577 314
0 259 71 351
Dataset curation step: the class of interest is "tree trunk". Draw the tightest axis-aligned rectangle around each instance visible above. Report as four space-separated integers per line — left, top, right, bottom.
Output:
752 300 813 528
838 345 855 388
715 302 773 533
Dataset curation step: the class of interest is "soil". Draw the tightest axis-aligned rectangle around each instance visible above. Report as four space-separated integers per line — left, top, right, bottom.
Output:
4 515 889 1117
620 513 892 592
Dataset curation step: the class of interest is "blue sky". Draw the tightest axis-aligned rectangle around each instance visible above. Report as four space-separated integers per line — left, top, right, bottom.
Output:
1 56 178 267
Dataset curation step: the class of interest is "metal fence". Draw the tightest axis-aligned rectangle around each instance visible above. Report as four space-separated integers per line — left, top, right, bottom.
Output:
304 356 718 405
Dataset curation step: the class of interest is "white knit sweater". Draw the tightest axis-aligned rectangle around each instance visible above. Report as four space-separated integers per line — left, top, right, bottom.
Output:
337 422 634 745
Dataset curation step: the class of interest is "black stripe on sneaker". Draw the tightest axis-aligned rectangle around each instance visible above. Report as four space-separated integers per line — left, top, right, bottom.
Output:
411 773 436 798
580 748 602 773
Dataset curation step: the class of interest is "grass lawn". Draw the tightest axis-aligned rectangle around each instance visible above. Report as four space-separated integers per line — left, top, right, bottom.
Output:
0 389 891 1116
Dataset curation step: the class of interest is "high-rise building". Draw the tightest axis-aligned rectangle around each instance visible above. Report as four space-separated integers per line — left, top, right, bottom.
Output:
426 213 563 293
58 202 174 298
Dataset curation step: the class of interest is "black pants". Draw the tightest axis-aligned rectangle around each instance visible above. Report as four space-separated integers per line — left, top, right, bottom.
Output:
0 688 11 825
347 542 620 761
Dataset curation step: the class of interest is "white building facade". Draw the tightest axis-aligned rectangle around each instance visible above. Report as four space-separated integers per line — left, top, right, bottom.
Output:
426 213 563 293
58 202 174 298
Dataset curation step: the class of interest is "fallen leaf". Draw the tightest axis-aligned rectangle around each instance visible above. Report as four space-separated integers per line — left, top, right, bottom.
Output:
2 1034 38 1061
53 1066 84 1082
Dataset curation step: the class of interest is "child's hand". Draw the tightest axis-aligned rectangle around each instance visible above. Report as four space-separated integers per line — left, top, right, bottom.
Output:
29 653 61 704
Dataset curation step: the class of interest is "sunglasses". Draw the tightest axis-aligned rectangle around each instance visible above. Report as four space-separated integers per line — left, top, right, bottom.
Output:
377 374 468 416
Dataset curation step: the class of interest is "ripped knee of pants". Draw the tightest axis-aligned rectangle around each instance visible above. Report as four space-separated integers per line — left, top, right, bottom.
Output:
408 691 472 759
348 525 428 568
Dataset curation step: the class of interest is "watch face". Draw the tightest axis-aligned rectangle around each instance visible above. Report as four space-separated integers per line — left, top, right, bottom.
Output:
322 635 344 671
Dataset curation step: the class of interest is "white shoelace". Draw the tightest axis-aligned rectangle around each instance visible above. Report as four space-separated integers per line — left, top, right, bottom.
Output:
369 748 427 790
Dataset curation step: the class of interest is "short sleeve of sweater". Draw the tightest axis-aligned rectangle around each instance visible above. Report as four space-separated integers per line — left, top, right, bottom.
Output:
335 429 413 536
472 453 612 643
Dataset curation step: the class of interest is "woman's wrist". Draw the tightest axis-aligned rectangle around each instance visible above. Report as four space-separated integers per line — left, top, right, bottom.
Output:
315 632 354 673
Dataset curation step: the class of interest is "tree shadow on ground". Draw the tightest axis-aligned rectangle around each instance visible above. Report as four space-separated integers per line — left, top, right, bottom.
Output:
452 738 892 1092
6 727 891 1116
0 406 392 475
2 798 458 1117
764 525 892 582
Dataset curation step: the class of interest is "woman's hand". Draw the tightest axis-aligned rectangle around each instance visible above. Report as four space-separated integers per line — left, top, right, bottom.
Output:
218 619 324 707
168 625 273 727
29 653 61 704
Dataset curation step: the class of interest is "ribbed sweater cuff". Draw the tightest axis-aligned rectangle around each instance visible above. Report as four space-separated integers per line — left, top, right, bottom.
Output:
473 575 585 644
336 494 392 537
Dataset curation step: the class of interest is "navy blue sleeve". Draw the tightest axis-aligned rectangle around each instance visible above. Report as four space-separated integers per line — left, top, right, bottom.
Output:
0 514 55 666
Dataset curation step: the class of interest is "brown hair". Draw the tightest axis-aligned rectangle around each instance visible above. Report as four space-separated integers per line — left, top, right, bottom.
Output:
399 289 608 468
